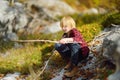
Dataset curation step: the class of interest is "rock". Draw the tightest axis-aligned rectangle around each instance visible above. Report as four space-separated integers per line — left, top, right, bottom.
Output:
89 24 120 80
0 0 76 35
89 24 120 58
102 31 120 80
4 32 18 41
102 31 120 57
98 7 107 14
40 22 62 34
25 0 76 18
1 77 16 80
0 0 28 40
1 72 20 80
89 32 108 57
83 8 98 14
108 71 120 80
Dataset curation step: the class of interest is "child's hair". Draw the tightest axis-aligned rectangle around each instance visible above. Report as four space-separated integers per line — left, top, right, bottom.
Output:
60 16 76 28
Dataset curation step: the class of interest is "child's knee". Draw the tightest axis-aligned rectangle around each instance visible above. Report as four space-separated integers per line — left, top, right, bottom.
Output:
54 43 61 50
68 43 81 49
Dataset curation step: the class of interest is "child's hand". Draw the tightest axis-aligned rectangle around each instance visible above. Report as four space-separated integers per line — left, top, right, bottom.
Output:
59 38 67 44
59 38 73 44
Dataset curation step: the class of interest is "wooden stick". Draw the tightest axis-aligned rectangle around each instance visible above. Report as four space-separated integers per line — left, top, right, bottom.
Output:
12 39 82 44
12 40 59 43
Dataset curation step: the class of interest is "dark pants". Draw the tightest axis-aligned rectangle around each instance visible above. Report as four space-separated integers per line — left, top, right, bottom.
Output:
55 43 86 66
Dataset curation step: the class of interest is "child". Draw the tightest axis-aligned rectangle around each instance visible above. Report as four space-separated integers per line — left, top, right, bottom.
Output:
55 16 89 77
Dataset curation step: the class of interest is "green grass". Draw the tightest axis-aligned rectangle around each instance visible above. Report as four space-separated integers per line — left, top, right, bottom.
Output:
0 45 42 74
0 39 14 52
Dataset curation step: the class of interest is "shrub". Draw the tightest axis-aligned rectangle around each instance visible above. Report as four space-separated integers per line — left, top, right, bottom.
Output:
71 13 104 26
78 23 103 42
101 12 120 27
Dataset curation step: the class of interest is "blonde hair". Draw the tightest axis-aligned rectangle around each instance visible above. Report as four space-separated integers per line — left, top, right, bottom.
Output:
60 16 76 29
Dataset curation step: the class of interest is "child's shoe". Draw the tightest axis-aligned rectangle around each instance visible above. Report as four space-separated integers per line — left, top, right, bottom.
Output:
64 61 71 70
64 66 78 77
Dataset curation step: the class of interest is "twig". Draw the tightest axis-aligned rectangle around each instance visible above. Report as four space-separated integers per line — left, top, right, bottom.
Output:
28 65 36 80
33 49 56 80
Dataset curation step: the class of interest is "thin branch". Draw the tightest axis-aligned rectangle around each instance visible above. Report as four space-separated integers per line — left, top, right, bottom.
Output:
33 49 56 80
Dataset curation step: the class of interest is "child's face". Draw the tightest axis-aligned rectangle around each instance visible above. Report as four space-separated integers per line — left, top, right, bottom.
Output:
62 25 71 33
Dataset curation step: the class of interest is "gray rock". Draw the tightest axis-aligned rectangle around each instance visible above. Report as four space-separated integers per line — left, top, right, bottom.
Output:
89 24 120 80
0 0 29 50
40 22 62 34
83 8 98 14
1 72 20 80
25 0 76 18
102 31 120 80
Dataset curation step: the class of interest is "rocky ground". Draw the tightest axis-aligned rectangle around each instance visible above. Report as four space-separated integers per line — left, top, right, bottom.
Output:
48 53 115 80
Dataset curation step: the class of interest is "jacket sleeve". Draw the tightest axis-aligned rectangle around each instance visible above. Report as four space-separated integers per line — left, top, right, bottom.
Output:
70 29 83 42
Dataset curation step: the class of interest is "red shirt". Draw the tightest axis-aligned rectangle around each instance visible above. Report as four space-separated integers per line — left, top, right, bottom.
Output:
62 28 89 57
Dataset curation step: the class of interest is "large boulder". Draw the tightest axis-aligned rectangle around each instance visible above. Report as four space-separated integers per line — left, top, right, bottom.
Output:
0 0 28 40
89 24 120 58
102 30 120 80
89 24 120 80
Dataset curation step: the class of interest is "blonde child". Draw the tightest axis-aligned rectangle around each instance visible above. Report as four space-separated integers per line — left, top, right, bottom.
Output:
55 16 89 77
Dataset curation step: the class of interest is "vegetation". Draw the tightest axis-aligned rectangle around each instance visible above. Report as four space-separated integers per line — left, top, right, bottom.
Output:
0 45 42 74
78 23 102 42
101 12 120 27
63 0 120 11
